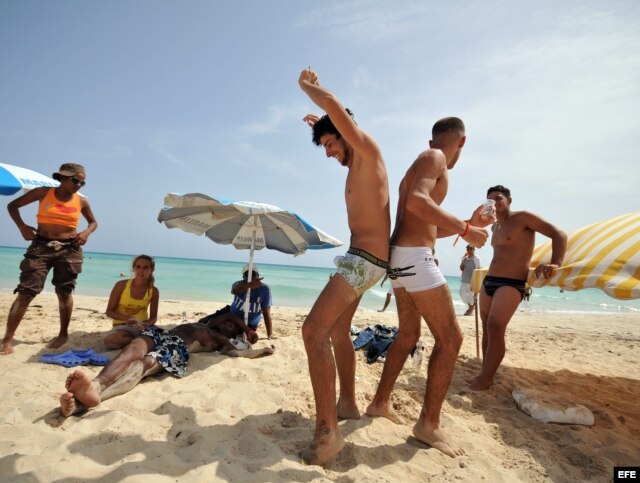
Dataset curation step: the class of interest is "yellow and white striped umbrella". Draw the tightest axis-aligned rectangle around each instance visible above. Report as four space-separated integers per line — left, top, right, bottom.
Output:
528 211 640 299
470 267 488 294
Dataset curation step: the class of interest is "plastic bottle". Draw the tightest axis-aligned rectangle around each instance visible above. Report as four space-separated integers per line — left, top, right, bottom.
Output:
407 339 424 372
413 339 424 371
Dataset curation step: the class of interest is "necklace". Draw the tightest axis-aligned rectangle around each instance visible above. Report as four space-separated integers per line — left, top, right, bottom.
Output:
494 212 510 230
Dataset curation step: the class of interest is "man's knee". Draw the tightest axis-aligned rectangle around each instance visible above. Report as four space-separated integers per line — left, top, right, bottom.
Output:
435 325 463 353
301 319 318 346
486 317 508 337
395 327 421 350
122 338 151 359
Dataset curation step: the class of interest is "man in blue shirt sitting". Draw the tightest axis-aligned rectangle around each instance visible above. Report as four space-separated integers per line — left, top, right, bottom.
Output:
230 264 273 339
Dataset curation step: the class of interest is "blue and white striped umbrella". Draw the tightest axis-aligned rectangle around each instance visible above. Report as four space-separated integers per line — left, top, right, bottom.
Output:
0 162 59 196
158 192 342 256
158 192 343 323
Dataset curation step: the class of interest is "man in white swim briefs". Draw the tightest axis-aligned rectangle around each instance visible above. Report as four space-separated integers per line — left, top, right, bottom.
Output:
366 117 491 458
298 68 390 466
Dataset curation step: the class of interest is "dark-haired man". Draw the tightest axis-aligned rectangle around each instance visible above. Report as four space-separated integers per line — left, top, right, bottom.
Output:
366 117 490 458
230 264 272 339
469 185 566 390
59 316 272 417
298 68 390 465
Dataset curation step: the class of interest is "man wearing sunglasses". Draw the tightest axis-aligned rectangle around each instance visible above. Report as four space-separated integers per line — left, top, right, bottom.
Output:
1 163 97 355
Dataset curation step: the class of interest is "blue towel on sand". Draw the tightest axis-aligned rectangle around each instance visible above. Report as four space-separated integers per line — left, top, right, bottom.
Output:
39 349 110 367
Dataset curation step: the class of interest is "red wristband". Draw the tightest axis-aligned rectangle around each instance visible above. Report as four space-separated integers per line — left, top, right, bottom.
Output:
460 222 469 237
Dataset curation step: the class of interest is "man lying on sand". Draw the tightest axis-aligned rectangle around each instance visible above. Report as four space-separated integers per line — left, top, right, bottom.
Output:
59 317 275 417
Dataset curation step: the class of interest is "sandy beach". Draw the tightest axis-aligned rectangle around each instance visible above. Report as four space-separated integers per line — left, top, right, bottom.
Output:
0 292 638 482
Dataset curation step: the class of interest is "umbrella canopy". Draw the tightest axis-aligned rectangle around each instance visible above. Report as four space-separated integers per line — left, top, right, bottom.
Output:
158 193 343 255
0 162 59 196
528 211 640 299
157 192 343 323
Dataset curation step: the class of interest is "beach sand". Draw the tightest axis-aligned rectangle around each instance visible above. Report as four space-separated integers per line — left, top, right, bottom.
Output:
0 292 638 482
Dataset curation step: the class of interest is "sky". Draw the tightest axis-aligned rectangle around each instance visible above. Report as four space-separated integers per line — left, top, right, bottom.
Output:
1 0 638 277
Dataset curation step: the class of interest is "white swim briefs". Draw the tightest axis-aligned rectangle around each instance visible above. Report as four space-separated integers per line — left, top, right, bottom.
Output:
389 246 446 293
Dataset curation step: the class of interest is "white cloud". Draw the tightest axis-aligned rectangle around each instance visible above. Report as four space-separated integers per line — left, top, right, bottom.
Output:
242 102 307 134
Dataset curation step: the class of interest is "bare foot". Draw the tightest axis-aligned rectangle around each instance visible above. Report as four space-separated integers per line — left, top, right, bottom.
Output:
413 421 465 457
299 428 345 466
59 392 83 417
0 340 14 355
365 400 405 424
337 397 360 420
469 377 493 391
65 370 101 408
467 376 493 391
48 335 68 349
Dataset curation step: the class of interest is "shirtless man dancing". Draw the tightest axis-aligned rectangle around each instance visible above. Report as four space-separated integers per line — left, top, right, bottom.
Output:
298 68 390 465
469 185 566 390
59 317 274 417
366 117 489 457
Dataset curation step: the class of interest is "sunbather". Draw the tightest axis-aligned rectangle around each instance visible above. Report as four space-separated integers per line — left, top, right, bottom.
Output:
59 317 273 417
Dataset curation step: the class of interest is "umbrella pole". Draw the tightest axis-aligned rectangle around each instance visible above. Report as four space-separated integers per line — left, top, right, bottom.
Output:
244 224 256 326
474 293 480 358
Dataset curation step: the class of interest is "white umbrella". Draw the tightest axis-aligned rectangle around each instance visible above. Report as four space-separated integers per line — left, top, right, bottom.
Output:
157 192 343 323
0 162 59 196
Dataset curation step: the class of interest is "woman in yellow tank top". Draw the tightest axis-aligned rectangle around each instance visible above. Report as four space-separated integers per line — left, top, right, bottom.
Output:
103 255 160 350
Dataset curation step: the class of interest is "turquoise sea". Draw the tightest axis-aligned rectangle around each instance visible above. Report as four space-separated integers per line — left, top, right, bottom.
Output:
1 246 638 314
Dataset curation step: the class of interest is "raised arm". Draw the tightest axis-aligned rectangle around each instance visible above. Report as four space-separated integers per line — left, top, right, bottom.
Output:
298 68 378 160
231 277 263 296
407 152 488 248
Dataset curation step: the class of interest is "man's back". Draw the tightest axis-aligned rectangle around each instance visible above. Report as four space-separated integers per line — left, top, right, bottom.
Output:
392 149 448 247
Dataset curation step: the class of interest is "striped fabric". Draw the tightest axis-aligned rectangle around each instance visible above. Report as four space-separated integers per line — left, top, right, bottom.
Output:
470 267 488 294
528 212 640 299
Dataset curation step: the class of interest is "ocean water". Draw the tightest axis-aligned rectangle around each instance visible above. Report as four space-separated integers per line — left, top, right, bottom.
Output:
0 246 638 315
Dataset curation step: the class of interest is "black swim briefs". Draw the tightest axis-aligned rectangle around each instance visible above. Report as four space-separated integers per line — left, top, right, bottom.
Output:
482 275 527 301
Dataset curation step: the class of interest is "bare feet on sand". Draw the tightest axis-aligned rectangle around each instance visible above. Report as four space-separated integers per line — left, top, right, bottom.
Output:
59 392 81 417
48 335 69 349
337 397 360 420
468 376 493 391
365 401 405 424
413 421 465 457
300 428 345 466
63 370 101 410
0 340 14 355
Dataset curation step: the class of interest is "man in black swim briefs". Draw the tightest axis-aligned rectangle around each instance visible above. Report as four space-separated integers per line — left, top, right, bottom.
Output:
469 185 567 391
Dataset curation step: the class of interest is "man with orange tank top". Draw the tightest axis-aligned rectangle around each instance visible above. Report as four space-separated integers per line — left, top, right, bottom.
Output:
1 163 98 355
